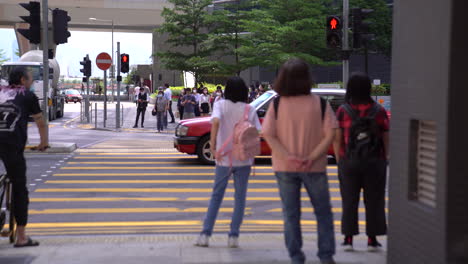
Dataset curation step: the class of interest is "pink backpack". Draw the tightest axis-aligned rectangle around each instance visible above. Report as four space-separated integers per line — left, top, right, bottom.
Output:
217 104 260 165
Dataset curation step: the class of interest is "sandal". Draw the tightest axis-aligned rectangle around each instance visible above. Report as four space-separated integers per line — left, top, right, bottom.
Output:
14 237 40 248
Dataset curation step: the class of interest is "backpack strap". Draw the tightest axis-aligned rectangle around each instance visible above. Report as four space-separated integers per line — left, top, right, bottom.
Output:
274 96 280 120
342 103 359 121
243 104 250 121
367 103 382 119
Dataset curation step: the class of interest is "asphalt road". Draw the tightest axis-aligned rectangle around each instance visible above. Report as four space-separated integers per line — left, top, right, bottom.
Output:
1 102 388 237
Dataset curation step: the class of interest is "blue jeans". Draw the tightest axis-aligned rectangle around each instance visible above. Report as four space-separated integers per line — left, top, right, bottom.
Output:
156 111 165 131
275 172 336 263
201 165 251 237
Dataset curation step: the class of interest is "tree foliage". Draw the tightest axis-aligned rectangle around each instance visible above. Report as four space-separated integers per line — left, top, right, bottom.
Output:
0 49 9 65
156 0 215 87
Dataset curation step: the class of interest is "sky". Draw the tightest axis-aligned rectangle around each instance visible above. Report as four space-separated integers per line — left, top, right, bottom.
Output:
0 28 153 78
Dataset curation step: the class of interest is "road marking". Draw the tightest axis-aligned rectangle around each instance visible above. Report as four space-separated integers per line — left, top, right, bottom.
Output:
67 161 200 165
45 179 340 184
35 188 340 193
30 197 180 202
60 166 274 170
78 153 188 155
52 172 338 177
29 196 381 202
73 156 198 160
267 208 389 213
27 220 366 228
29 207 251 214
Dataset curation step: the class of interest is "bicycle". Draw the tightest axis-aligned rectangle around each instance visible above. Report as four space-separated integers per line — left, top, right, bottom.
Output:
0 173 16 243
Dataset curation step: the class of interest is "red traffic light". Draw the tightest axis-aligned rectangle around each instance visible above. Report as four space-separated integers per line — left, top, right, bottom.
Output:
122 55 128 63
327 16 342 31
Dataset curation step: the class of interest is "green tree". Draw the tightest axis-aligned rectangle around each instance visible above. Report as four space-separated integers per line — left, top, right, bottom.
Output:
350 0 393 56
15 48 21 58
156 0 216 88
0 49 9 65
237 0 335 69
205 0 256 76
124 68 136 84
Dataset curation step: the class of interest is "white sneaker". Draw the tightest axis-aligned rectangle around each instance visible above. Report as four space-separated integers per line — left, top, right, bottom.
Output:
228 236 239 248
194 234 209 247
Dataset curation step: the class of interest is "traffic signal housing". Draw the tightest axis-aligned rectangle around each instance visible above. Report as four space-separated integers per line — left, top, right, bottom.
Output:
53 9 71 44
18 2 41 44
326 16 342 49
120 54 129 73
352 8 375 49
80 56 91 78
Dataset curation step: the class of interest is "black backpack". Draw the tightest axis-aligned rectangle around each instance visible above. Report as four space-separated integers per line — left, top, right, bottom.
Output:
274 96 326 120
342 103 383 162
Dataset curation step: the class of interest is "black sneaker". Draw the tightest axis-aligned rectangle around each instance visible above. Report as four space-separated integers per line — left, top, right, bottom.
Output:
342 236 353 251
368 237 382 252
133 125 138 128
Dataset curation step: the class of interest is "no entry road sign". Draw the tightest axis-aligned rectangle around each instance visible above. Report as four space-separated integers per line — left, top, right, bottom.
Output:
96 52 112 71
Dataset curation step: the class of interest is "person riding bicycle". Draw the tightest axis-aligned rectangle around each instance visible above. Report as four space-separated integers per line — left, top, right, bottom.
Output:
0 66 48 247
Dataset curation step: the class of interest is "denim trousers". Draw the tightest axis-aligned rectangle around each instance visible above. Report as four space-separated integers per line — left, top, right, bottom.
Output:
156 111 165 131
275 172 336 263
201 165 251 237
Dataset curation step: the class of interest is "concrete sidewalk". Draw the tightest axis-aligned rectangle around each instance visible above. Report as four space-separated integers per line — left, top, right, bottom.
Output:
0 234 386 264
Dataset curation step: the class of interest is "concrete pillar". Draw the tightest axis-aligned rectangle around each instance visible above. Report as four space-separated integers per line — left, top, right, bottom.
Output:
388 0 468 263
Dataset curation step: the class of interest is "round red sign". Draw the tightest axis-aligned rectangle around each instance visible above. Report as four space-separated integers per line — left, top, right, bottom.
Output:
96 52 112 71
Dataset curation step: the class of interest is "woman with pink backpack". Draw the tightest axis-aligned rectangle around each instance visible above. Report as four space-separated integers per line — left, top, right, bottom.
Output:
195 76 261 248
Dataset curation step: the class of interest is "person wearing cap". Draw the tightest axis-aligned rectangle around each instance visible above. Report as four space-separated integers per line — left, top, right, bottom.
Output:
133 87 148 128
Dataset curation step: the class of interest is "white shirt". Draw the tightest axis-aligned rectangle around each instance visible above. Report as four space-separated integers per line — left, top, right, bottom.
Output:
200 94 210 104
193 93 201 104
211 99 262 167
164 88 172 101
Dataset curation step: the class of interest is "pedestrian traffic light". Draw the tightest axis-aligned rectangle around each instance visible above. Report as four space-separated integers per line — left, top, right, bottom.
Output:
80 56 91 77
18 2 41 44
120 54 129 73
352 8 375 49
52 9 71 44
326 16 342 49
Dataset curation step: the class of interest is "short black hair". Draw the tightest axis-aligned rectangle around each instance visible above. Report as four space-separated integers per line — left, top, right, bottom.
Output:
164 83 170 88
224 76 248 103
9 66 30 86
273 58 312 97
346 73 373 104
216 86 222 91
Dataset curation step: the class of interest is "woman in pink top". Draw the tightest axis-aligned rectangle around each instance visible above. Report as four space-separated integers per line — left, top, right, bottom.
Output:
263 59 337 264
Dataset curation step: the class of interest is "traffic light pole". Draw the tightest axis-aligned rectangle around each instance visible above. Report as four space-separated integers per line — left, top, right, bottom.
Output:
342 0 349 89
116 42 121 129
42 0 49 138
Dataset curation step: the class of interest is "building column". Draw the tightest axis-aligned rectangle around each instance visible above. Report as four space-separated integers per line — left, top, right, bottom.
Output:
389 0 468 263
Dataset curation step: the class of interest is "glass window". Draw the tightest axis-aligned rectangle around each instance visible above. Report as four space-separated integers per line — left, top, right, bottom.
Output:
1 65 41 82
250 92 274 110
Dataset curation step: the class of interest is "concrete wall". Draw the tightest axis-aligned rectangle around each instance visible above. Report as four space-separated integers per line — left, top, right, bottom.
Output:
388 0 468 263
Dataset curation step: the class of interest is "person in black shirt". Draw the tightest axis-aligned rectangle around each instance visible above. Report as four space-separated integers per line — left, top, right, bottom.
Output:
133 87 148 128
0 67 48 247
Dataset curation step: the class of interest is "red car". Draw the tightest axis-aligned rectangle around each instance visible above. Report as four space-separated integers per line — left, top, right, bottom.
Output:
174 89 348 165
64 89 83 103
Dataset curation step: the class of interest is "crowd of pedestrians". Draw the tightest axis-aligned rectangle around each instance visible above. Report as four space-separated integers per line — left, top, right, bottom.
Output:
2 60 389 264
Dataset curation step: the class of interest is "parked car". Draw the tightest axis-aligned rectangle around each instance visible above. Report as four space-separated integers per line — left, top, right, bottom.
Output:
174 89 346 165
63 89 83 103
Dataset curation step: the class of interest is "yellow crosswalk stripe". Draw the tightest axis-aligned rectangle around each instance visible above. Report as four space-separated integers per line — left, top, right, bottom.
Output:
267 208 389 213
26 225 305 232
52 172 339 177
27 220 367 228
35 188 341 193
30 196 386 202
67 161 199 165
45 180 340 184
29 207 252 214
60 166 274 170
74 156 198 160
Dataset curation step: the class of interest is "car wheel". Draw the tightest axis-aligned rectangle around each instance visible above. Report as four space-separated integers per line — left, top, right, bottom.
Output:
196 135 215 165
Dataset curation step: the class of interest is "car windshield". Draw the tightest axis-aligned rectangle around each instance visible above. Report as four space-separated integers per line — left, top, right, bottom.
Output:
250 92 274 109
66 90 80 95
382 101 391 111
